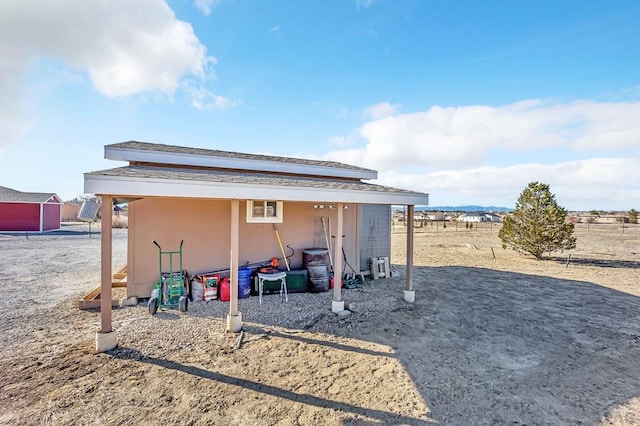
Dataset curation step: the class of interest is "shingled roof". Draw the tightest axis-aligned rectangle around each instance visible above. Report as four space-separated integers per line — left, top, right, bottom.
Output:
86 141 429 205
0 186 60 203
88 165 419 194
108 141 375 174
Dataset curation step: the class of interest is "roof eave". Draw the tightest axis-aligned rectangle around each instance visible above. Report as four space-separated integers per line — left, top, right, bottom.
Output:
84 174 428 206
105 145 378 180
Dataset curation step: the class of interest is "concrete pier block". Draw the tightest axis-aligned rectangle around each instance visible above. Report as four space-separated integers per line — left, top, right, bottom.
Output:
226 312 243 332
404 289 415 303
120 296 138 306
95 330 118 352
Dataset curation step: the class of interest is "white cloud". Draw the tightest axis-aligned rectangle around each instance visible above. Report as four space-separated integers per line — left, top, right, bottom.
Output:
0 58 32 152
194 0 219 16
328 136 347 147
354 100 640 171
326 129 366 148
363 102 400 120
324 99 640 210
356 0 375 9
189 86 242 110
0 0 216 149
1 0 214 97
375 158 640 210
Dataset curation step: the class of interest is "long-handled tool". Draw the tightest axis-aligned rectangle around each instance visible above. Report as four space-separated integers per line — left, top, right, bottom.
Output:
195 246 294 278
331 234 365 288
273 224 291 271
321 217 333 272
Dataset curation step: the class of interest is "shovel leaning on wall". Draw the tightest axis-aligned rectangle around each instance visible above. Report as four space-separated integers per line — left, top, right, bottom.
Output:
273 224 291 271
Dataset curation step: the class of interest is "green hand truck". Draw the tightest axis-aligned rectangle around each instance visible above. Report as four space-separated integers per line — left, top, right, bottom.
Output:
148 240 188 315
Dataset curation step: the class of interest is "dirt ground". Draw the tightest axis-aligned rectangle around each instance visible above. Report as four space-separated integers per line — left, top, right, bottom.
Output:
1 221 639 425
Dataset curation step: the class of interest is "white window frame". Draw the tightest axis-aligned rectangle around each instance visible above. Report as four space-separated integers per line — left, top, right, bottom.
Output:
246 200 284 223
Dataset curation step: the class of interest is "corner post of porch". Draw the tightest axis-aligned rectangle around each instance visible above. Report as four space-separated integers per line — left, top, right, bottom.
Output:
227 199 243 332
332 202 344 312
404 204 415 303
96 194 117 352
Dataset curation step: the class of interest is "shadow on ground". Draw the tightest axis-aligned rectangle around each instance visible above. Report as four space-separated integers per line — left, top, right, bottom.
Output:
0 229 100 237
111 347 429 425
553 256 640 269
379 266 640 425
182 265 640 425
103 265 640 425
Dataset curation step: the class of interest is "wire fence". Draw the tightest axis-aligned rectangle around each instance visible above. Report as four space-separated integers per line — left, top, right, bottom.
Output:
391 219 639 236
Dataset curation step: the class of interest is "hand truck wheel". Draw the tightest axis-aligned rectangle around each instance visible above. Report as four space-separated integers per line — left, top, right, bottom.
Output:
178 296 188 312
148 297 158 315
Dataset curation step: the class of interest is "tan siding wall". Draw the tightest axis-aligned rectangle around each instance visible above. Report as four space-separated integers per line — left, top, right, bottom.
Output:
61 203 81 221
127 198 358 298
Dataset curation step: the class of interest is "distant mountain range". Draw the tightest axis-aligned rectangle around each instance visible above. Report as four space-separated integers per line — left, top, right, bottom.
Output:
415 205 512 212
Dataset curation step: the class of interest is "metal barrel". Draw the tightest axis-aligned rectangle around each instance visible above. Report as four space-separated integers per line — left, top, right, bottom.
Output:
303 248 330 292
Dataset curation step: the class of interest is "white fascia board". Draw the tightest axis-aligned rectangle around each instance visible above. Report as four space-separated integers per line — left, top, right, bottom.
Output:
85 175 428 206
106 146 377 180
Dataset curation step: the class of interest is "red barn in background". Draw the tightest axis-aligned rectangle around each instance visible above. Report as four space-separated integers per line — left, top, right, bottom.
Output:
0 186 62 232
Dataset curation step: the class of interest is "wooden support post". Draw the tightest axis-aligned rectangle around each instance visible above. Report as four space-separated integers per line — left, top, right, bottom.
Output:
230 200 239 316
100 195 113 333
95 194 117 352
227 200 242 332
405 205 415 302
332 203 344 312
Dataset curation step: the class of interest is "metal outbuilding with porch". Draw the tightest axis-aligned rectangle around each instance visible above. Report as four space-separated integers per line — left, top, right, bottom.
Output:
84 141 428 352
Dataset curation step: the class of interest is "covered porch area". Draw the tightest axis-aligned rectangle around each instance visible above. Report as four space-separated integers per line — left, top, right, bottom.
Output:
94 195 421 352
85 142 428 351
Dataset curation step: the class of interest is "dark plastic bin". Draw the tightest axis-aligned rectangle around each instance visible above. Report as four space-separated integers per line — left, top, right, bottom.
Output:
251 269 308 295
285 269 308 293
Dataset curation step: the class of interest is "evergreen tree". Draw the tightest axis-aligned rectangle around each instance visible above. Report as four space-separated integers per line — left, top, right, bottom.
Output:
629 209 638 224
499 182 576 260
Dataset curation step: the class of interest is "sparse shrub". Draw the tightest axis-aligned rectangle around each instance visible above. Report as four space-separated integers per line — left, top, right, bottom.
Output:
112 216 128 229
630 209 638 224
499 181 576 260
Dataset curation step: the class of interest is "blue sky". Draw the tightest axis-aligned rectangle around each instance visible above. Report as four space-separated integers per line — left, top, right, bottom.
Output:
1 0 639 210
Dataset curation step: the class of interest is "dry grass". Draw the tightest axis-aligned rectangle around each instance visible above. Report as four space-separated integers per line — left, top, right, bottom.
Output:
391 221 640 296
112 215 128 229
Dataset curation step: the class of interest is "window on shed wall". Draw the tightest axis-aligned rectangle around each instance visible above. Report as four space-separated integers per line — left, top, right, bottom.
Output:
246 200 283 223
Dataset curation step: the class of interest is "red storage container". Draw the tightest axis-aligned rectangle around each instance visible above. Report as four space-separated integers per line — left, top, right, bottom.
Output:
219 277 230 302
329 276 343 289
